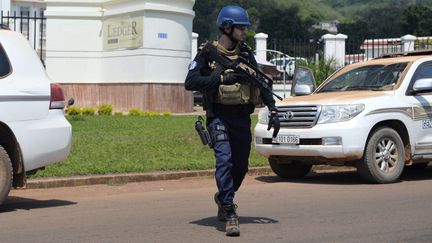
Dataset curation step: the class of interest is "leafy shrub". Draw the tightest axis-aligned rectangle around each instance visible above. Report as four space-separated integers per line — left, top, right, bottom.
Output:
67 106 81 116
98 104 113 116
142 111 160 117
298 56 337 86
128 108 142 116
82 107 96 116
162 112 172 116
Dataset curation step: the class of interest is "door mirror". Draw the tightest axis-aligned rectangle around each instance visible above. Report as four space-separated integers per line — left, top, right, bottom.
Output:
291 66 316 96
294 84 312 96
413 78 432 93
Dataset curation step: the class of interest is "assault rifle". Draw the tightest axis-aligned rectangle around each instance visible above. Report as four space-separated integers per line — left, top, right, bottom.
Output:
202 42 283 101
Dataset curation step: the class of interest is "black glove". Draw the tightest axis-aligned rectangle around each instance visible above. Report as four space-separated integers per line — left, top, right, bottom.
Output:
221 71 249 85
267 110 280 138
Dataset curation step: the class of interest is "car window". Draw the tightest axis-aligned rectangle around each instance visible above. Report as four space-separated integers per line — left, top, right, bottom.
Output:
406 61 432 95
0 44 11 78
318 63 408 93
412 62 432 81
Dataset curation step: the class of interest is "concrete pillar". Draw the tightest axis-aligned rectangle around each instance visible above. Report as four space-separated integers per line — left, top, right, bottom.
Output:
255 32 268 62
401 34 416 52
323 33 347 67
0 0 10 13
192 32 198 60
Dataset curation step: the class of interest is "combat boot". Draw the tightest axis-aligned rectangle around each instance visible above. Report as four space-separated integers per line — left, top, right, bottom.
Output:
223 204 240 237
214 192 225 221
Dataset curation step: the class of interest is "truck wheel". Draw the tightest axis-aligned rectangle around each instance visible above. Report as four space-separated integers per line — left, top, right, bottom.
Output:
357 127 405 183
0 145 12 205
269 157 312 179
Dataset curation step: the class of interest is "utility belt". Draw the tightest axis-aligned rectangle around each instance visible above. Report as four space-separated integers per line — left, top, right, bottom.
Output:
215 82 262 106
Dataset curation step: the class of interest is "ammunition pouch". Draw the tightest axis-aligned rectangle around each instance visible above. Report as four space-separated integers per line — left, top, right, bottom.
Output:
216 83 262 105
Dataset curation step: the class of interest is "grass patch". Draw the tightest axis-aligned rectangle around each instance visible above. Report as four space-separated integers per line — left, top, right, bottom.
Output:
32 115 268 178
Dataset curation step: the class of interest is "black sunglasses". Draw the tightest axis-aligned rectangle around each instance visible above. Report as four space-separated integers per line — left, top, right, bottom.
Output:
233 25 248 31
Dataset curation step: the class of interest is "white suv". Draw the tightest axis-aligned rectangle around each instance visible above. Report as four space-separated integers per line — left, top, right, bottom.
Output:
255 51 432 183
0 30 72 204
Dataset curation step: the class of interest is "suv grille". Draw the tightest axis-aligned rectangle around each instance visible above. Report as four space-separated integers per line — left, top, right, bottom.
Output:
276 105 320 128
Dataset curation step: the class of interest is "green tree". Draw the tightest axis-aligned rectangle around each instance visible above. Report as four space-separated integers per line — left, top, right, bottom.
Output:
258 5 311 40
402 5 432 36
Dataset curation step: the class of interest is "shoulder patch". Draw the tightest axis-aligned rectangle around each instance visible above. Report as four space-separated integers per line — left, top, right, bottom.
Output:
188 61 198 70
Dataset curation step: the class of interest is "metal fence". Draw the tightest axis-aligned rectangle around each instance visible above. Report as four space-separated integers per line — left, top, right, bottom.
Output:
268 38 322 63
0 11 46 62
267 38 323 82
346 37 432 64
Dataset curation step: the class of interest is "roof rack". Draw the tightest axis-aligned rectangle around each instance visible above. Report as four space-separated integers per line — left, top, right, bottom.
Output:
376 49 432 59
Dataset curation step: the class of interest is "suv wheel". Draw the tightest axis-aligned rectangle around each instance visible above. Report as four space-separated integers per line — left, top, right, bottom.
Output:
357 127 405 183
0 145 12 205
269 157 312 179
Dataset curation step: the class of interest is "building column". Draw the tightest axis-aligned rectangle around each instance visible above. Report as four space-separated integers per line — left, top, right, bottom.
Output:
255 32 268 62
323 33 347 67
401 34 416 52
191 32 198 61
0 0 10 13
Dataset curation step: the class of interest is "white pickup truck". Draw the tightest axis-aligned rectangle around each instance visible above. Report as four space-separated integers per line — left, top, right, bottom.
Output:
0 29 72 204
255 50 432 183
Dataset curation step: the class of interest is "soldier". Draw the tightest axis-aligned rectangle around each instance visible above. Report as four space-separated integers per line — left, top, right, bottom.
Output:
185 5 280 237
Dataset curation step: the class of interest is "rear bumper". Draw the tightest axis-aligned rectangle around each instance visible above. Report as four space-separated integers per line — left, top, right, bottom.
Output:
9 110 72 171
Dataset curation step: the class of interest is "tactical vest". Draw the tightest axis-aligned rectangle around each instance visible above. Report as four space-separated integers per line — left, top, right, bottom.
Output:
209 41 262 106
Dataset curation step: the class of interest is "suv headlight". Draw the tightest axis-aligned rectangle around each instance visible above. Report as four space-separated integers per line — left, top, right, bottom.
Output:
318 104 364 124
258 107 270 124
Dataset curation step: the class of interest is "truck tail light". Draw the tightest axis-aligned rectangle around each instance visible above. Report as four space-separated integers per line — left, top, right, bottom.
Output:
50 83 65 109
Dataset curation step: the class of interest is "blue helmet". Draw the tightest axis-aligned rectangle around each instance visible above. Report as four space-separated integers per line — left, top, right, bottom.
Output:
216 6 250 29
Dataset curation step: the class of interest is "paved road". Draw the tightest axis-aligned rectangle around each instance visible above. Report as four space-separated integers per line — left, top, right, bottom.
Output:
2 169 432 243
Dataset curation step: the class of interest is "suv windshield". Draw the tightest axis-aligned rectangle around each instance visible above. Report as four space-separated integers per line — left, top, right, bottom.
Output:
318 62 408 93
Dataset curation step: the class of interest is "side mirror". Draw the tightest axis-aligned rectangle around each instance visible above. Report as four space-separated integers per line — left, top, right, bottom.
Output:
294 84 312 96
413 78 432 93
291 66 316 96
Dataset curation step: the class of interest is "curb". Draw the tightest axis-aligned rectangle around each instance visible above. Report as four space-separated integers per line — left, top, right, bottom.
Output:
25 166 356 189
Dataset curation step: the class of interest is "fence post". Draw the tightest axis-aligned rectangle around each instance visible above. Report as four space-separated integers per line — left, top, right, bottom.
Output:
323 33 347 67
401 34 416 52
191 32 198 61
0 0 10 13
255 32 268 62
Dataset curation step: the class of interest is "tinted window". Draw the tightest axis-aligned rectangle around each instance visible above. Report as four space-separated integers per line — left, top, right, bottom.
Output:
412 62 432 81
0 44 11 77
318 63 408 93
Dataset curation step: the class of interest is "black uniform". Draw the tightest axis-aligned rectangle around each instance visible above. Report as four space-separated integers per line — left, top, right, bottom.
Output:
185 41 276 206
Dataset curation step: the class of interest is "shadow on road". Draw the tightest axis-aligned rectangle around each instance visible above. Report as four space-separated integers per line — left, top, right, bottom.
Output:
255 167 432 185
190 216 278 232
0 196 77 213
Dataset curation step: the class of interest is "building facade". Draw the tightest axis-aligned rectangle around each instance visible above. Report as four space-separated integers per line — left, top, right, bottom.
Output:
1 0 196 113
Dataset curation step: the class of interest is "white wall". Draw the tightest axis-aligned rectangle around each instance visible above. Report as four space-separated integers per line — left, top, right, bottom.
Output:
45 0 195 84
0 0 10 12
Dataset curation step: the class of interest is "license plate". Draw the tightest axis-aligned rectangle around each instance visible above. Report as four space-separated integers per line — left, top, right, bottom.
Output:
272 135 300 144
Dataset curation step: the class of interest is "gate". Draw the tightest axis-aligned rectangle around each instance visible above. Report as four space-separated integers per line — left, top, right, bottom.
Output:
0 11 46 62
267 38 323 82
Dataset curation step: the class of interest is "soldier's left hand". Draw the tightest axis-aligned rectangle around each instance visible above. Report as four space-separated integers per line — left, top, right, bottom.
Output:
267 110 280 138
